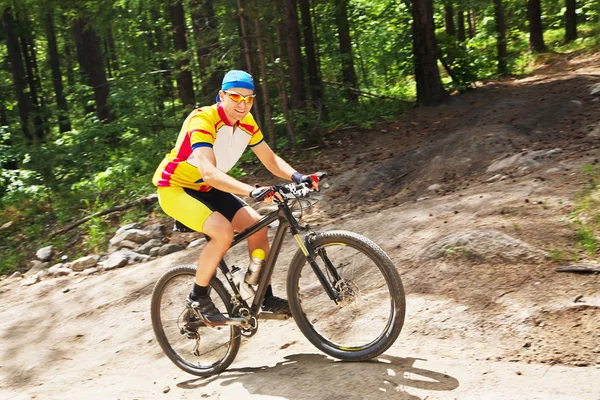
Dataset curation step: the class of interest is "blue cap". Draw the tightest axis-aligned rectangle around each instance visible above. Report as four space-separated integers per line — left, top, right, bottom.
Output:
216 70 255 103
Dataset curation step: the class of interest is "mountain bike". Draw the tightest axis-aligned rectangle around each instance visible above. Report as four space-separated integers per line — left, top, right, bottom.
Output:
150 173 406 376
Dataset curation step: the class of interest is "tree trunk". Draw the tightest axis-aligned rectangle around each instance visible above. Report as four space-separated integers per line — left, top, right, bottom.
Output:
0 104 7 126
412 0 449 107
564 0 577 42
150 5 173 109
527 0 546 52
106 28 118 74
468 10 476 38
298 0 324 112
45 11 71 133
2 7 33 143
170 1 196 108
492 0 508 76
236 0 262 126
189 0 222 104
270 0 296 147
456 9 466 42
250 0 276 149
18 12 46 141
72 17 115 123
334 0 358 103
444 4 455 36
103 38 113 79
282 0 306 109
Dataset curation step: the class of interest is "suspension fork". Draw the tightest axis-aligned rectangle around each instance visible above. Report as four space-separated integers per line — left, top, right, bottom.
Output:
297 232 342 303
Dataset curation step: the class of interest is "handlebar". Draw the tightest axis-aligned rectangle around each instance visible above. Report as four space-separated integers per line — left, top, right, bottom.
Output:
275 171 328 201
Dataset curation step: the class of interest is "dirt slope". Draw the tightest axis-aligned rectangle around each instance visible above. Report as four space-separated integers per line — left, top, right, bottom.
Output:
1 53 600 399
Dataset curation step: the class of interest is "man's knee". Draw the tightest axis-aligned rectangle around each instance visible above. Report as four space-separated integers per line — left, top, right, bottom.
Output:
203 214 234 246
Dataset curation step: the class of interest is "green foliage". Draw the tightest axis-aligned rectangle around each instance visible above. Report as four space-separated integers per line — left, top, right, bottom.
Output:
562 164 600 258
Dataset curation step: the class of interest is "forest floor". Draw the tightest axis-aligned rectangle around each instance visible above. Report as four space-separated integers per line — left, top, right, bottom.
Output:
1 52 600 399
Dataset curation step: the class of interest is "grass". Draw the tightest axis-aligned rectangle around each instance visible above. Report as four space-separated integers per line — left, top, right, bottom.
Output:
563 164 600 258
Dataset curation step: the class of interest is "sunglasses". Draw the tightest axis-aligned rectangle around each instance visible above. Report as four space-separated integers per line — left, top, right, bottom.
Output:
224 90 256 104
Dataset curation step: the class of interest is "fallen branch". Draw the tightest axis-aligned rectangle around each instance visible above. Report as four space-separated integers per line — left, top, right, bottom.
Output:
556 264 600 274
50 194 158 237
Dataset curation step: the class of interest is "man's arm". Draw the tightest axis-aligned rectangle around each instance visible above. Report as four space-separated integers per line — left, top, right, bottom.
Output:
251 141 297 180
193 147 255 196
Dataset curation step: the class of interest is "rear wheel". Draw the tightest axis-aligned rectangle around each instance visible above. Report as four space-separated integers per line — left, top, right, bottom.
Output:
150 265 240 376
287 231 405 361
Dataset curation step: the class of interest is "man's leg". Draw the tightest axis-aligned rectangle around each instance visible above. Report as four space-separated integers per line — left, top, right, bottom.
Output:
232 206 289 314
195 212 234 286
231 206 269 257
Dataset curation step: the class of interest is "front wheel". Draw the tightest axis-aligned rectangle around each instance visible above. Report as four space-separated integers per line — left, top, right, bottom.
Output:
150 265 241 376
287 231 406 361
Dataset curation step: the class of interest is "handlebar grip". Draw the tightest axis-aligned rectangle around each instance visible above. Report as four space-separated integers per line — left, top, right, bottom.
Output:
310 172 328 184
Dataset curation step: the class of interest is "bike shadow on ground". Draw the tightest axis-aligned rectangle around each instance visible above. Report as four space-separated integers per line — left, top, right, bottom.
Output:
177 353 460 399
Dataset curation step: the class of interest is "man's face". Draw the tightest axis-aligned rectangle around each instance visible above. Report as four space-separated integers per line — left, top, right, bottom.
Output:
219 87 254 125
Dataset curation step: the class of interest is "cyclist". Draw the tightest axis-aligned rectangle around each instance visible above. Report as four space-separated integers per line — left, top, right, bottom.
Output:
152 70 317 325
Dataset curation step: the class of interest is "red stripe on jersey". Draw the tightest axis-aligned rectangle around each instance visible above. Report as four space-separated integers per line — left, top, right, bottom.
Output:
239 122 257 135
190 129 215 139
159 133 192 186
217 103 232 126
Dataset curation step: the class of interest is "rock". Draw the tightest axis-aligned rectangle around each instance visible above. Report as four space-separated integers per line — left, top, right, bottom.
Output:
158 244 183 257
419 230 548 264
36 269 49 279
487 150 546 173
486 174 507 183
25 260 48 276
545 168 561 174
48 265 72 277
20 275 40 287
10 271 22 279
427 184 442 191
71 255 100 272
545 148 562 157
136 239 164 254
569 100 582 107
590 83 600 96
81 267 99 276
0 221 14 230
118 240 139 250
144 223 164 239
102 253 129 271
109 229 154 250
588 123 600 138
187 238 206 249
115 223 142 236
149 247 160 257
36 245 54 262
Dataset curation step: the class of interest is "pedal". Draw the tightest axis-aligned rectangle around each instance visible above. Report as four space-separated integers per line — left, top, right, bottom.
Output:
258 312 291 320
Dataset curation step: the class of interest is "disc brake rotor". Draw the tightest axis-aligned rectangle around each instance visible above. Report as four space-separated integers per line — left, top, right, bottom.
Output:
335 279 361 308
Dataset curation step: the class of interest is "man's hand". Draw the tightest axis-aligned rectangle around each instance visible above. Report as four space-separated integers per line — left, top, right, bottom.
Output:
249 186 283 203
291 172 320 191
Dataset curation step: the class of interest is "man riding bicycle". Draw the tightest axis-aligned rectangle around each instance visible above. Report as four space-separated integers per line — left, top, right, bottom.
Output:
152 70 317 325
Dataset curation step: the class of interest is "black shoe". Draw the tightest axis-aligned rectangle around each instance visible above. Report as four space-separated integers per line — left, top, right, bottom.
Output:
262 295 290 314
187 294 227 326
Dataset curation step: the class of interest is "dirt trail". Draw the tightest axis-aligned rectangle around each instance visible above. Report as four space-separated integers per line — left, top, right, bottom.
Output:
1 54 600 399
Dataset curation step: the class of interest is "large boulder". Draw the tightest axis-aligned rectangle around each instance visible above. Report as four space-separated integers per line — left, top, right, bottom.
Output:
419 230 548 264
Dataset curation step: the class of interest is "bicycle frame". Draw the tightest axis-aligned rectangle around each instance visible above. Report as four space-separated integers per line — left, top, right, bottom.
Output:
217 200 340 317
